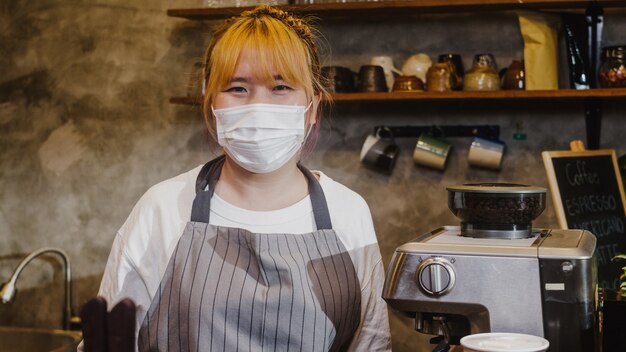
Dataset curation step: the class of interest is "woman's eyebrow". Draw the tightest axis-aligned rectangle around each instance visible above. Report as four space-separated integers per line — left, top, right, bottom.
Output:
229 75 284 83
230 76 249 83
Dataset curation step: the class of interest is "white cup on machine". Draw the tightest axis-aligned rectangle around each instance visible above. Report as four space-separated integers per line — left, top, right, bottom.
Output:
461 332 549 352
370 56 402 92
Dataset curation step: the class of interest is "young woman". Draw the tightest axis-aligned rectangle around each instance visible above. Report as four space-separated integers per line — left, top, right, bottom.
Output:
94 5 391 351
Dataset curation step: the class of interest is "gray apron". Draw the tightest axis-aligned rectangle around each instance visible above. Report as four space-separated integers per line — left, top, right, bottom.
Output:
137 156 361 352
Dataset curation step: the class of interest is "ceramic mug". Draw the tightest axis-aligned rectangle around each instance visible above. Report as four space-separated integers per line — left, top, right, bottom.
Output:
357 65 388 92
412 133 452 171
392 75 424 92
468 137 506 170
370 56 402 92
360 129 399 173
321 66 355 93
401 53 432 83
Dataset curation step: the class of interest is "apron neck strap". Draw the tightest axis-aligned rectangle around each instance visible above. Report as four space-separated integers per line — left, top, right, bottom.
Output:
190 155 224 224
297 163 333 230
191 155 333 230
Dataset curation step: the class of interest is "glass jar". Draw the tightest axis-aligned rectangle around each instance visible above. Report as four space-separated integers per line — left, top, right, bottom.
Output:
599 46 626 88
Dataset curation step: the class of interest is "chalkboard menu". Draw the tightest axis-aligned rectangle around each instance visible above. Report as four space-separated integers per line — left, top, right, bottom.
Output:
543 149 626 289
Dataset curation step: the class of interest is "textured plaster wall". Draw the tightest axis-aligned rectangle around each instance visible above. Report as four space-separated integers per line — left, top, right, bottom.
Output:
0 1 624 350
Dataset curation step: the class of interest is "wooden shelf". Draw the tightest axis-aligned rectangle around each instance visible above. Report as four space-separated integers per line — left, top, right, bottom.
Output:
170 88 626 105
331 88 626 101
167 0 626 20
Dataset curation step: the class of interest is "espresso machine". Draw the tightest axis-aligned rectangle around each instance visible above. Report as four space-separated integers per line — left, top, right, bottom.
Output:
383 184 599 352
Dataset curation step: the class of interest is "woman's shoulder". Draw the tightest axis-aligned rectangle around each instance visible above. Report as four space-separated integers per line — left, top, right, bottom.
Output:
139 165 203 206
315 171 370 214
118 165 203 236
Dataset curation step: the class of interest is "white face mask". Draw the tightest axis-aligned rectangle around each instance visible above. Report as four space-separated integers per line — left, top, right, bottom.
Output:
212 102 313 174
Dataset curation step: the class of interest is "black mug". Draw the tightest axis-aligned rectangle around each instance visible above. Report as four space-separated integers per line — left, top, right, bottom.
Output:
321 66 356 93
357 65 388 92
360 128 399 173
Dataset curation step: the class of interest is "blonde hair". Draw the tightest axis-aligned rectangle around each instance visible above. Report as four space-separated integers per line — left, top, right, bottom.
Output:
201 5 329 150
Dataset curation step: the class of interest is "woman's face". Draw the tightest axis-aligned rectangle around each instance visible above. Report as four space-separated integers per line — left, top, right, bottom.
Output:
213 49 310 110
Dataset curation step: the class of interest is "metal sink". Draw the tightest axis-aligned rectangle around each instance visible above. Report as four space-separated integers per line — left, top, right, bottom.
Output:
0 326 81 352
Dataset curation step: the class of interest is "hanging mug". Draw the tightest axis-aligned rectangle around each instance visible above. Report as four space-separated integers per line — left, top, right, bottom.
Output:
468 137 506 170
360 127 399 174
412 132 452 171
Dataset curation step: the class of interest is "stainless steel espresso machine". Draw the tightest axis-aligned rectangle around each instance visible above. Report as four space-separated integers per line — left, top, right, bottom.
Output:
383 183 599 352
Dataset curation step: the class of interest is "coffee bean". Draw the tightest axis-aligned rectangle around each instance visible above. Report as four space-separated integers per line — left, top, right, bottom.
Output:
448 192 546 226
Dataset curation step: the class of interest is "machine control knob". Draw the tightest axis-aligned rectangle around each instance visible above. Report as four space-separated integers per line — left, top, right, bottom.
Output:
416 257 456 296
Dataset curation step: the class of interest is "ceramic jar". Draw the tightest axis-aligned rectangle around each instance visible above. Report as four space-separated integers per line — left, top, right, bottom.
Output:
426 62 455 92
464 54 500 91
438 54 464 90
501 60 525 90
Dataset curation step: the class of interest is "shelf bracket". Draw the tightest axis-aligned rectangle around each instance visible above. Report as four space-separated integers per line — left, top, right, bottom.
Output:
583 1 604 150
584 97 602 150
373 125 500 140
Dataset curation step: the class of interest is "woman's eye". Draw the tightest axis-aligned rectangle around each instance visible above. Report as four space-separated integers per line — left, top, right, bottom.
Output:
273 84 293 92
225 86 247 93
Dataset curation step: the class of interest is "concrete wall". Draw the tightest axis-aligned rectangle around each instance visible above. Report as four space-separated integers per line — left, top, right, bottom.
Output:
0 1 624 350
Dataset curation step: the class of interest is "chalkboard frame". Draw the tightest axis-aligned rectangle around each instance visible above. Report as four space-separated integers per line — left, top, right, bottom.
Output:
542 148 626 230
543 147 626 288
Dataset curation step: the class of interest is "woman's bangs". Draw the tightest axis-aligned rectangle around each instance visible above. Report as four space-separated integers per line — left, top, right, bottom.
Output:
208 35 243 92
249 21 312 95
208 17 314 97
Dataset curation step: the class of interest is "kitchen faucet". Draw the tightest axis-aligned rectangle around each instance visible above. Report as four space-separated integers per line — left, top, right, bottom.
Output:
0 247 77 330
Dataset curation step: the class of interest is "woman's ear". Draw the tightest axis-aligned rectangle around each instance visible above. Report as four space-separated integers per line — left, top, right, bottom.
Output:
307 94 321 126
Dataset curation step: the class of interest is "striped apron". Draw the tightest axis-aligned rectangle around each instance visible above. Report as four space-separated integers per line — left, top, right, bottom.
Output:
137 156 362 352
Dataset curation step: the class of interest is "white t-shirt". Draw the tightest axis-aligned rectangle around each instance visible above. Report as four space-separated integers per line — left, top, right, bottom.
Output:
92 165 391 352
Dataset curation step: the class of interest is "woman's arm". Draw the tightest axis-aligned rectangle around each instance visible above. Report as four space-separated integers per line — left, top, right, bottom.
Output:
347 246 392 352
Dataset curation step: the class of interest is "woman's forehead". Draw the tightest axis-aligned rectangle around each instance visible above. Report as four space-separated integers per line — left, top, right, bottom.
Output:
233 51 276 75
229 49 286 83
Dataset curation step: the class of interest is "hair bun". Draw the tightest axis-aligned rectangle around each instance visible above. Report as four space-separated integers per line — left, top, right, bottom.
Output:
242 5 315 50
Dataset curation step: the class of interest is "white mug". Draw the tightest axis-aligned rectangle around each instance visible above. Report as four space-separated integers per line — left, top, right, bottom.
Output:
468 137 506 170
370 56 402 92
401 53 432 83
